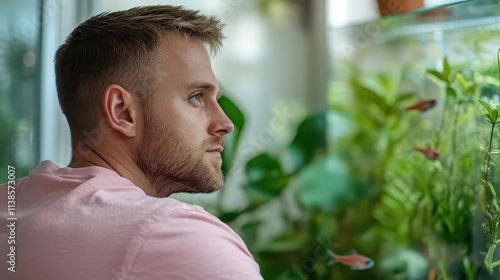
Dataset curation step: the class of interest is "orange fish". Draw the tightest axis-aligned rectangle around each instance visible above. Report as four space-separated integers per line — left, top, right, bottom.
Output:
326 249 374 270
415 146 441 160
404 99 437 112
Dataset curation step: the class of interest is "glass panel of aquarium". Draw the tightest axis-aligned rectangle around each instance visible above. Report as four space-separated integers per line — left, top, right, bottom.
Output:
377 0 470 16
0 0 41 183
327 0 500 279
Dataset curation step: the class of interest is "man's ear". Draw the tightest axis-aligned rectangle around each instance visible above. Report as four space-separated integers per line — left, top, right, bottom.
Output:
102 85 139 138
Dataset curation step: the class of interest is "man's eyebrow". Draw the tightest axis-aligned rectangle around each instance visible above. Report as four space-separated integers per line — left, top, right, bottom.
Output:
186 81 222 99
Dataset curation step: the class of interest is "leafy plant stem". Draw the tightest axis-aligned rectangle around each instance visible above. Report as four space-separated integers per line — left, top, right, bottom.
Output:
438 260 450 280
409 166 439 241
439 89 450 133
497 48 500 86
278 193 291 222
448 102 461 180
484 122 495 226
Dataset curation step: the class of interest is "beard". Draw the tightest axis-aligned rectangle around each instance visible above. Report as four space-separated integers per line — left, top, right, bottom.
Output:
135 111 225 198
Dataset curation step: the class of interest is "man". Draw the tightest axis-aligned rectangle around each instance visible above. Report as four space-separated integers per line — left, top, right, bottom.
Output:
0 5 262 280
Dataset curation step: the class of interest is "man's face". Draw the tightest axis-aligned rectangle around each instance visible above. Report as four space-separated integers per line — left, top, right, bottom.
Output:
135 37 234 197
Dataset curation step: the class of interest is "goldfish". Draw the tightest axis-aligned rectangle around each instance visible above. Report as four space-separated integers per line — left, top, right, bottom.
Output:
415 146 441 160
326 249 374 270
404 98 437 112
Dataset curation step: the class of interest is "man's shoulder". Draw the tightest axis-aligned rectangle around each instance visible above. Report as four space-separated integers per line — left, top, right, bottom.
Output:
132 196 223 231
128 199 263 279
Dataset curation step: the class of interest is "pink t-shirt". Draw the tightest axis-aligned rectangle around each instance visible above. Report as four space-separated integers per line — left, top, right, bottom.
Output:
0 161 262 280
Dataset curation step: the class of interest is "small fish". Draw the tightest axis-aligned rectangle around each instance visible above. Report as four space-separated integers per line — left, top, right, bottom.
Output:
415 146 441 160
326 249 374 270
404 99 437 112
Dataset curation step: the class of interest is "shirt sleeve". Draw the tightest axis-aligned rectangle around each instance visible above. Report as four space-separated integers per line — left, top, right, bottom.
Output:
126 206 263 280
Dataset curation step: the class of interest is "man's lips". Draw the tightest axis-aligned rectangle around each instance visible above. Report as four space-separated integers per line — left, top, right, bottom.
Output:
206 146 223 157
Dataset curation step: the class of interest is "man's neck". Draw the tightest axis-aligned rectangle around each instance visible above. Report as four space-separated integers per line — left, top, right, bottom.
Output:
69 143 156 196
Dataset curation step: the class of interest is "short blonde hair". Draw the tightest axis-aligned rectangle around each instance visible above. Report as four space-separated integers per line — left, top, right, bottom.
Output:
55 5 225 143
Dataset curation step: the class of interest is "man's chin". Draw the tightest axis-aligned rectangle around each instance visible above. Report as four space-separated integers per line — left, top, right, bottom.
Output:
207 174 224 192
184 166 224 194
185 180 223 194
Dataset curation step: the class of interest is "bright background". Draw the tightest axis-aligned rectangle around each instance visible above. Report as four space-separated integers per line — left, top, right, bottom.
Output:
3 0 500 279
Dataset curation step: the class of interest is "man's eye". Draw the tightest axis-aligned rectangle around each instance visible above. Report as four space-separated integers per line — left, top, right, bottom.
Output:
190 93 202 103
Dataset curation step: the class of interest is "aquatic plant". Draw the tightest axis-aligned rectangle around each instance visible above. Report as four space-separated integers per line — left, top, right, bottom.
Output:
0 34 39 182
369 56 482 279
477 49 500 275
216 45 500 280
477 97 500 274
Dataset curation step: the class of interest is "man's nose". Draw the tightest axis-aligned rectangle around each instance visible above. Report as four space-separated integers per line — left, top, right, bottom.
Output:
209 104 234 136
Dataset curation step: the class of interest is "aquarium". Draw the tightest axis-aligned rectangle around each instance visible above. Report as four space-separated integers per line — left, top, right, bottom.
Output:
327 0 500 279
0 0 42 182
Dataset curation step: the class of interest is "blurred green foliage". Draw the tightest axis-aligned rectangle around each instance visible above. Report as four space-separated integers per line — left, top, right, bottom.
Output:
477 96 500 274
0 32 39 183
218 52 500 279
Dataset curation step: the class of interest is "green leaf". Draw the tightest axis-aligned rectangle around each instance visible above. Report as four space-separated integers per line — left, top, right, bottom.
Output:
289 112 327 170
396 92 415 103
463 257 475 280
491 259 500 269
492 109 499 124
377 74 393 93
485 243 497 274
427 70 447 83
244 152 290 199
477 98 494 116
465 84 478 96
446 86 457 97
217 210 245 224
216 203 262 223
245 153 283 182
488 181 498 199
443 57 451 80
351 79 390 113
456 73 467 92
239 221 261 250
243 176 290 201
256 233 308 253
477 98 499 124
219 95 245 175
493 199 500 213
481 112 494 124
297 156 351 212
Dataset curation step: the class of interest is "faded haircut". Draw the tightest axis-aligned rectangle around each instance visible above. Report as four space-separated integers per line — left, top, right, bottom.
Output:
54 5 225 144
